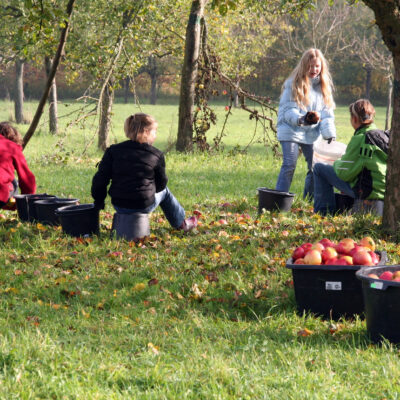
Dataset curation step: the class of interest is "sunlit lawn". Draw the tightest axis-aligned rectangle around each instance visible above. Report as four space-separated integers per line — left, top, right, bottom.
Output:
0 99 398 399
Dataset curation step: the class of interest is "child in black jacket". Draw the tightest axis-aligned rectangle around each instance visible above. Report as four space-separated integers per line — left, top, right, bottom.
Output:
91 113 197 231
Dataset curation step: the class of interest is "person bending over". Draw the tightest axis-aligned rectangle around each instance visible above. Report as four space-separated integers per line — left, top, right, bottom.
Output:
0 122 36 210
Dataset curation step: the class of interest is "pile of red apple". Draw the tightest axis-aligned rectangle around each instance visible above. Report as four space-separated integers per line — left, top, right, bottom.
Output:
368 270 400 281
291 237 380 266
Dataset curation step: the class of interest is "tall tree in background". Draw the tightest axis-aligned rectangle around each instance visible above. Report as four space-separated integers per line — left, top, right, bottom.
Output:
361 0 400 235
177 0 207 152
45 57 59 134
23 0 76 148
14 58 25 123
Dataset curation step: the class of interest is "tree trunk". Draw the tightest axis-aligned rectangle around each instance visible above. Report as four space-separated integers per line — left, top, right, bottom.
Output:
176 0 207 152
382 53 400 233
14 59 24 124
365 66 372 99
361 0 400 235
150 73 157 105
385 75 393 131
23 0 76 149
45 56 59 134
233 74 240 108
98 79 114 151
124 76 130 104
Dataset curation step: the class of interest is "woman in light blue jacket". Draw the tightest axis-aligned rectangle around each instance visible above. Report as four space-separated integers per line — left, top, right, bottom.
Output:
275 48 336 199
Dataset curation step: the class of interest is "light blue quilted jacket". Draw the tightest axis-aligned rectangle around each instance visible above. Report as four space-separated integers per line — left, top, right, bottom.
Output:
276 76 336 144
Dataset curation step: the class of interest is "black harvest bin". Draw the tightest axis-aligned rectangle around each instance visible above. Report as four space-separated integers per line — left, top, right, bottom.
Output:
286 251 387 319
356 265 400 344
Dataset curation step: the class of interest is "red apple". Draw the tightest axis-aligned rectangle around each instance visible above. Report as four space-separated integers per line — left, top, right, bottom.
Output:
335 258 349 266
292 247 305 260
294 258 305 264
311 242 325 253
339 255 353 265
369 251 379 265
319 238 335 248
379 271 393 280
335 238 356 255
218 219 228 225
325 258 339 265
303 249 322 265
321 247 338 263
352 250 373 266
301 243 313 253
349 245 368 257
359 236 376 252
393 271 400 280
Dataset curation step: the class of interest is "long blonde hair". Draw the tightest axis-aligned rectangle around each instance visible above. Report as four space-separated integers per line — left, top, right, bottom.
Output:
290 48 334 110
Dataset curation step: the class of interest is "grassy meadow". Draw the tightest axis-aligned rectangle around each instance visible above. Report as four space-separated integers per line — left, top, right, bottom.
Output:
0 99 399 399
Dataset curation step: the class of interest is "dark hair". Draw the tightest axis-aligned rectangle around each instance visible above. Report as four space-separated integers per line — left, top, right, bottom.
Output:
349 99 375 125
0 122 23 145
124 113 157 142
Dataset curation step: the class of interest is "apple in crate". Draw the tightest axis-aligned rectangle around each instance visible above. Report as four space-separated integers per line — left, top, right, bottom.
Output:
359 236 376 252
339 255 353 265
292 246 305 260
335 238 356 255
321 247 337 263
319 238 335 248
303 249 322 265
352 249 373 266
379 271 393 281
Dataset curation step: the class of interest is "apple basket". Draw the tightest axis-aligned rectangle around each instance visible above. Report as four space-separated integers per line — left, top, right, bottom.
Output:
286 250 388 320
356 266 400 343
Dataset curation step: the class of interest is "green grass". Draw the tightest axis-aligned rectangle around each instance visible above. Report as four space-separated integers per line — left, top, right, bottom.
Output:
0 100 399 399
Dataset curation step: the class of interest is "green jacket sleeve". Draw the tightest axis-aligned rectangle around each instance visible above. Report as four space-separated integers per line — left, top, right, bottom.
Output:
333 134 365 182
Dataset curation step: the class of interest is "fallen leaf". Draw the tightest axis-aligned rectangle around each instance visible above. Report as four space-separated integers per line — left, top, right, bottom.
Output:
148 278 159 286
147 342 160 355
297 328 313 337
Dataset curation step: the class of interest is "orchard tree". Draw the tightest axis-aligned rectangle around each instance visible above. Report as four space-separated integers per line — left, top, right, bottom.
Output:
176 0 315 152
23 0 76 148
177 0 208 152
0 1 70 131
361 0 400 235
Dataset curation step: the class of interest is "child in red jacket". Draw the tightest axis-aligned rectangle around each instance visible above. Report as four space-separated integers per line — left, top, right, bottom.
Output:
0 122 36 209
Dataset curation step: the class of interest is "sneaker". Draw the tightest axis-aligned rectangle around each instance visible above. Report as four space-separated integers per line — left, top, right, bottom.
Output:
180 216 198 232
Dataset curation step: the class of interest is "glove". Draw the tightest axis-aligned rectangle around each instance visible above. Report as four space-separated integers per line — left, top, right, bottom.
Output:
326 138 334 144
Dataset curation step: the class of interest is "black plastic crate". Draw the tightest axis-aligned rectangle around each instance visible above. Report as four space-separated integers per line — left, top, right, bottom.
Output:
286 251 387 319
356 265 400 343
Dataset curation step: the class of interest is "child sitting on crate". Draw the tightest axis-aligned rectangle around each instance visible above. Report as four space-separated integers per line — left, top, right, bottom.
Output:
0 122 36 210
313 99 388 216
91 113 197 231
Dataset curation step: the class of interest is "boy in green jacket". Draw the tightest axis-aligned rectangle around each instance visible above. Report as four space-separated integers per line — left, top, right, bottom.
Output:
313 99 389 215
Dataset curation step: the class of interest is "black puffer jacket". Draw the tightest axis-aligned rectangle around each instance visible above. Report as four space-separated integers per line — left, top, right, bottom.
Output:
91 140 168 209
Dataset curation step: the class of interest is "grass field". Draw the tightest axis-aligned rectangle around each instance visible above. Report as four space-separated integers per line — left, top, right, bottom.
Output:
0 99 399 399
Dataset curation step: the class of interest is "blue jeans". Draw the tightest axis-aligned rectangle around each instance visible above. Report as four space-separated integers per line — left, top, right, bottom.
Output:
114 187 185 229
275 141 314 199
313 163 355 215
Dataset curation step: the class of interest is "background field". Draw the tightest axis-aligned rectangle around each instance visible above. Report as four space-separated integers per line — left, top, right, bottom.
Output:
0 100 399 399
